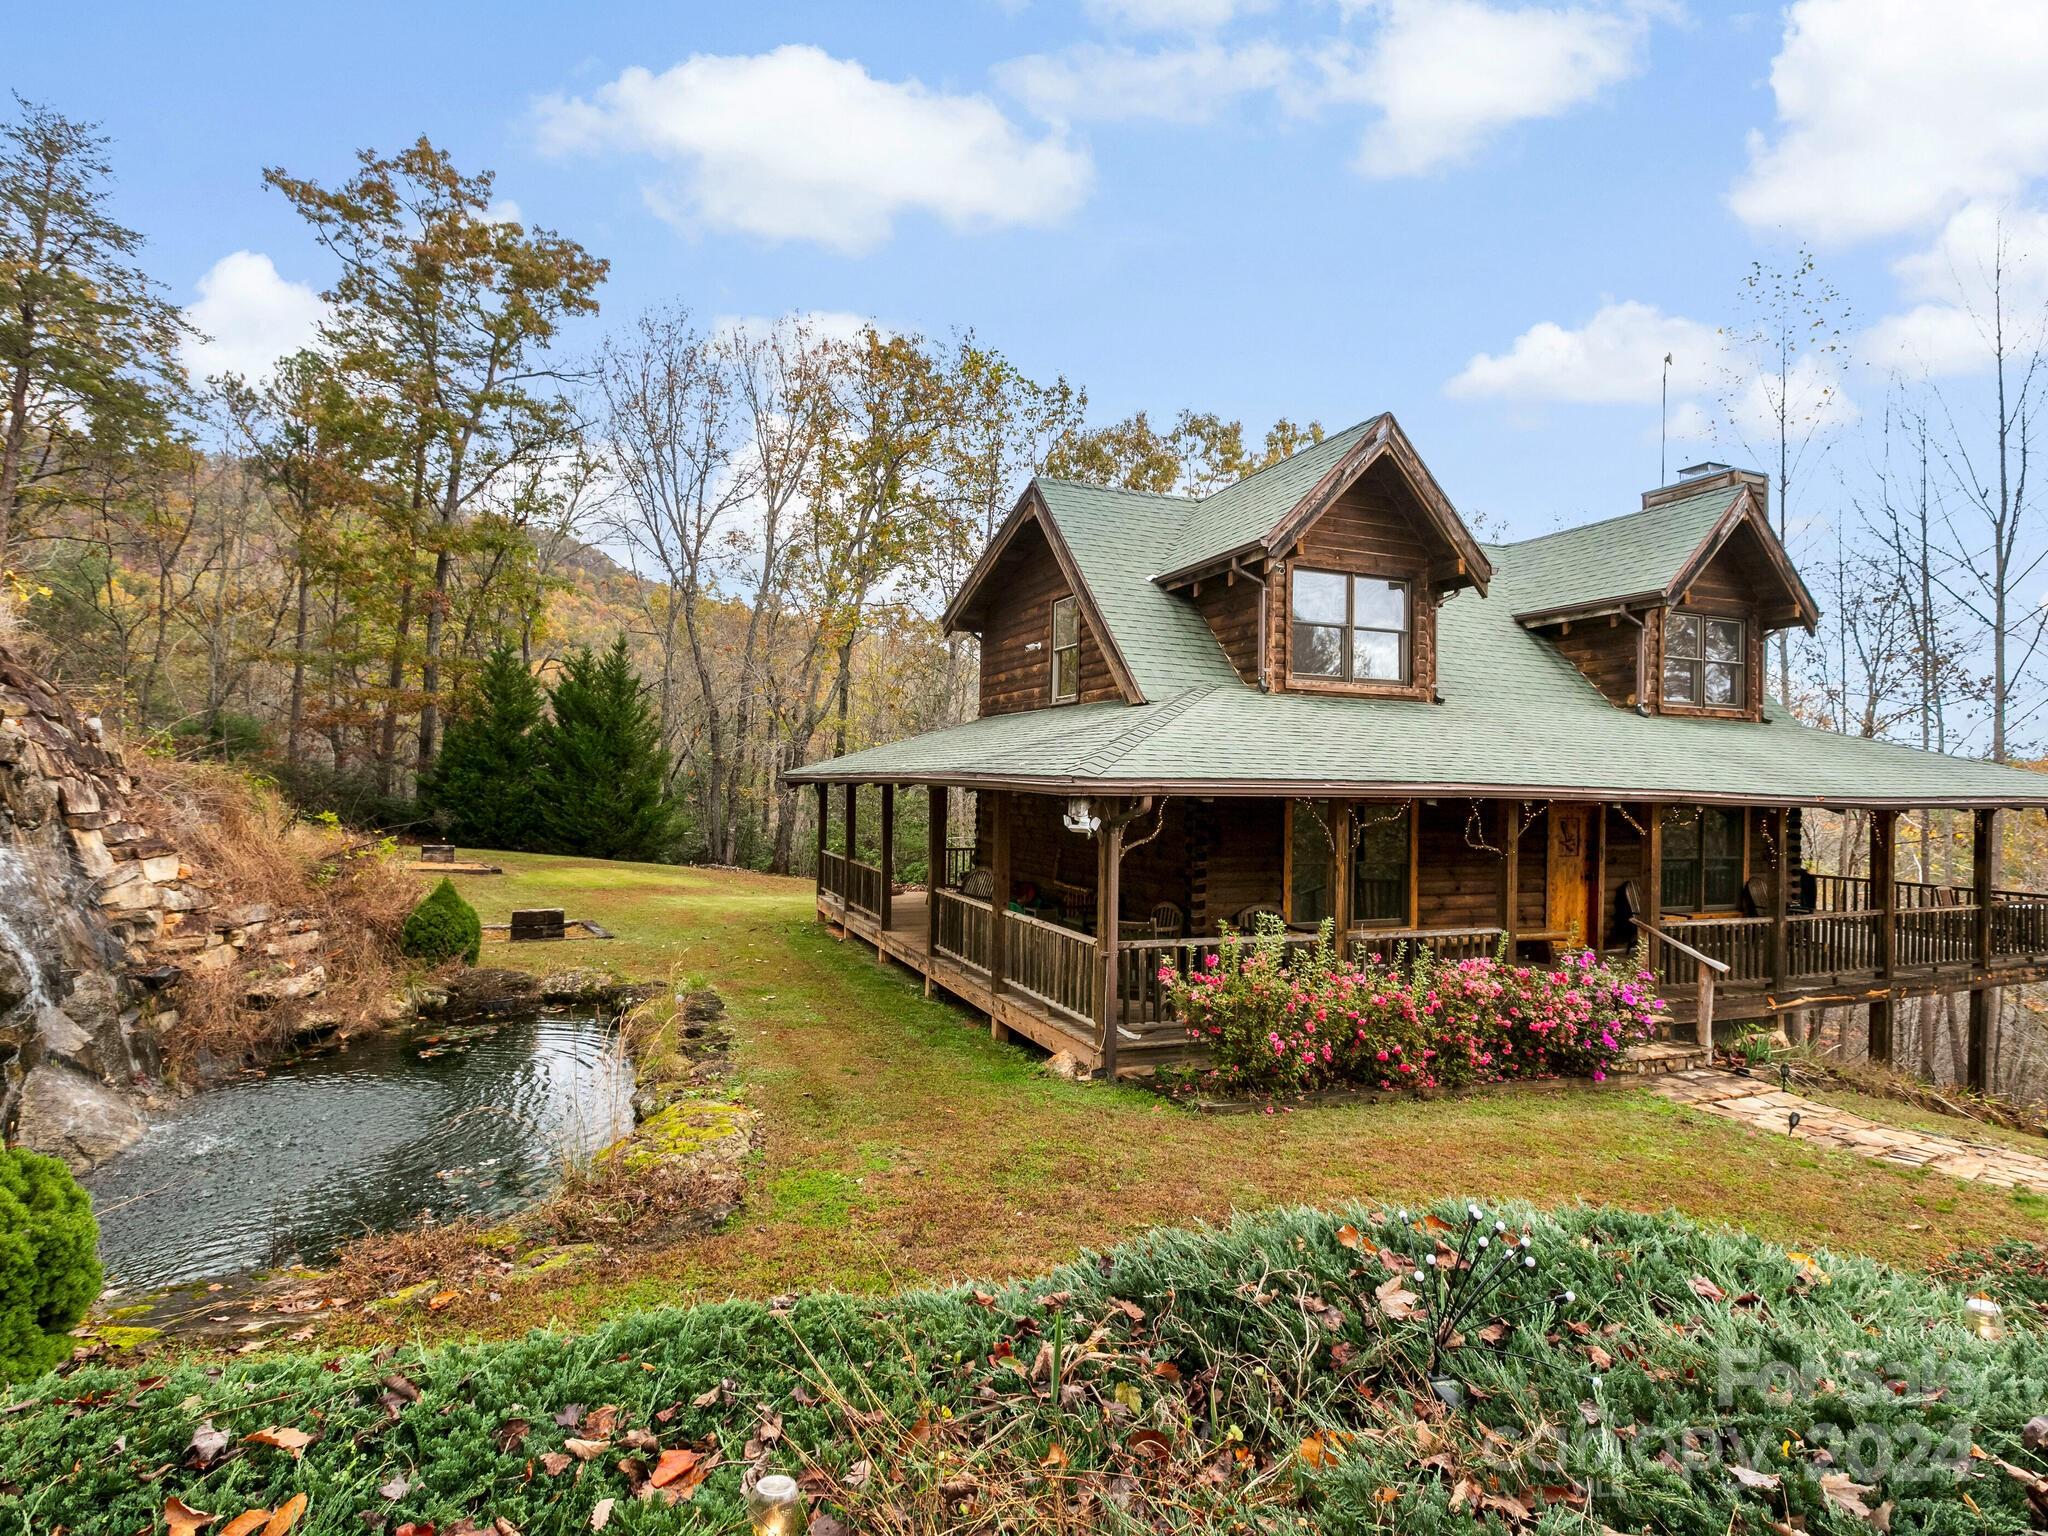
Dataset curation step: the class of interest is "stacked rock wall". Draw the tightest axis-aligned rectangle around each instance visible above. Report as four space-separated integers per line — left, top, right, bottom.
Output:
0 653 331 1167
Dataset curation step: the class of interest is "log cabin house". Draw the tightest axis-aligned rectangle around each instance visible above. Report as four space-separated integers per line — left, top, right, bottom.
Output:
787 414 2048 1084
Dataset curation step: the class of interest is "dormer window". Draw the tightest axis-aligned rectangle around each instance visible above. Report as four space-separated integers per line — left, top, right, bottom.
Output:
1662 613 1745 710
1290 570 1411 685
1050 595 1080 703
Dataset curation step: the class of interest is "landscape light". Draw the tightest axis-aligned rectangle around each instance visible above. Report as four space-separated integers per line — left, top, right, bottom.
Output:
1965 1297 2005 1341
747 1474 804 1536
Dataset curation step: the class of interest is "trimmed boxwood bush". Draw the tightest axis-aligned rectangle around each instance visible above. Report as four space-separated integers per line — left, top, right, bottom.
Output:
0 1147 100 1382
400 877 482 966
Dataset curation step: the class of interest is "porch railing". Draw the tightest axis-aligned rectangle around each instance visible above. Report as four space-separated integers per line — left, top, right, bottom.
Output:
1993 890 2048 957
845 858 884 918
1787 909 1883 977
942 843 978 889
1810 873 1964 912
932 889 992 974
1632 919 1723 1046
819 848 848 904
1897 903 1979 969
1003 908 1096 1024
1656 915 1773 984
1347 926 1507 965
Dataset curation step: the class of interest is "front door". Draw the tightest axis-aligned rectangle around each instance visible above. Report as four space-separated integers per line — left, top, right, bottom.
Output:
1547 803 1593 945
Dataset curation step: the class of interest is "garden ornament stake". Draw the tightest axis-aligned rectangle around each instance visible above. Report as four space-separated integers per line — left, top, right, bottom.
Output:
746 1473 804 1535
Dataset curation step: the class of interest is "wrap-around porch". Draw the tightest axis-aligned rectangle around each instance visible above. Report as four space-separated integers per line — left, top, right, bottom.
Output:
811 782 2048 1083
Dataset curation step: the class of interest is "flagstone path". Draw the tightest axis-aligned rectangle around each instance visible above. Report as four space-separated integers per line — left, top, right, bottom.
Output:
1652 1068 2048 1194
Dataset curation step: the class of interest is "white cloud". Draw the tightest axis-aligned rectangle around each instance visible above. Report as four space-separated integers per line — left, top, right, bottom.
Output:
709 309 884 347
1729 0 2048 242
534 45 1092 254
995 40 1294 124
1446 300 1720 404
484 198 523 225
1083 0 1271 32
183 251 326 385
1862 201 2048 376
1318 0 1649 178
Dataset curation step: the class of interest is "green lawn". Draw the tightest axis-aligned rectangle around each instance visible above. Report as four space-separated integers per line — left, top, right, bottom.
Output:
380 850 2048 1343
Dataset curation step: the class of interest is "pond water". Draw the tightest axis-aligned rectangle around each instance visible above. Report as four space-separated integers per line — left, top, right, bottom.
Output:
84 1015 634 1293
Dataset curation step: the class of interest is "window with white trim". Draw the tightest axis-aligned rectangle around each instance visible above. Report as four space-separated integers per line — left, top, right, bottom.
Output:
1050 595 1080 703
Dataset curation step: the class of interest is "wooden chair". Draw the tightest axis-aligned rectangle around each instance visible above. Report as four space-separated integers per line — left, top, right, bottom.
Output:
1232 902 1284 930
960 866 994 901
1149 902 1185 939
1615 879 1642 935
1742 874 1771 917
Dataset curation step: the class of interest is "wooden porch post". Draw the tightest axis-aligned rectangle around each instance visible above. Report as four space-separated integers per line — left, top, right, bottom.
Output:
1096 800 1125 1079
1501 801 1520 955
844 783 859 881
878 783 895 936
925 785 946 995
813 780 828 894
1969 807 1998 1092
1769 807 1791 994
1332 801 1353 958
989 791 1012 1019
1644 805 1662 930
1590 803 1608 952
1870 807 1897 1063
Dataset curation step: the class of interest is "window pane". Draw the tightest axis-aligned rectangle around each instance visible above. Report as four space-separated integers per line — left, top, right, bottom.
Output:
1663 809 1700 860
1662 657 1698 704
1352 805 1410 923
1353 577 1408 631
1667 613 1702 657
1705 619 1742 661
1051 596 1078 648
1703 807 1742 858
1053 646 1079 700
1703 661 1739 705
1291 569 1347 625
1293 623 1344 677
1289 801 1334 925
1703 858 1743 907
1352 629 1404 682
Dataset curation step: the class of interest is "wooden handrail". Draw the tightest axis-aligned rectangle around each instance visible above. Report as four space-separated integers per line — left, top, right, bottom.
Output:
1633 917 1721 1048
1632 917 1730 974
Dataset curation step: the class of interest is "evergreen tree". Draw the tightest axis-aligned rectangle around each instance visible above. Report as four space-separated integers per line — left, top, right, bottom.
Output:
420 644 545 850
538 637 679 861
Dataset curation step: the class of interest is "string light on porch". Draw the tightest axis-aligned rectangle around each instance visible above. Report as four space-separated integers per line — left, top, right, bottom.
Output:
1123 795 1172 855
1518 800 1549 836
1351 799 1414 833
1611 803 1647 838
1464 798 1501 855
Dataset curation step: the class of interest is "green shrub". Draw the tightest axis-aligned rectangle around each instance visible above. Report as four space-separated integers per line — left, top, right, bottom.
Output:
400 877 482 966
0 1147 101 1382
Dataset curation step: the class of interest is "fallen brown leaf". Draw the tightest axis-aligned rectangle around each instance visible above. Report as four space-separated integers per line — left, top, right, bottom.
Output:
261 1493 308 1536
164 1496 214 1536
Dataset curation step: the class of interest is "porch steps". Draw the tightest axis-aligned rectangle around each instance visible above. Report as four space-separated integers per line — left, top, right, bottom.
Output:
1616 1039 1712 1076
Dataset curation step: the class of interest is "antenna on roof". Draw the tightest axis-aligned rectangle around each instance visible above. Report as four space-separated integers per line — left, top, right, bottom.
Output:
1660 352 1673 485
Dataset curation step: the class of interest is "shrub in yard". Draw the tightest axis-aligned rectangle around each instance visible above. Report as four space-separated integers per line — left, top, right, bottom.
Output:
400 877 482 966
1163 921 1661 1097
0 1147 101 1382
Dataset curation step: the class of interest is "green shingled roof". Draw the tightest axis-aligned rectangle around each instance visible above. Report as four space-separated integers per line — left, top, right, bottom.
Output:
1035 479 1241 698
1169 416 1385 572
790 436 2048 808
1495 486 1740 618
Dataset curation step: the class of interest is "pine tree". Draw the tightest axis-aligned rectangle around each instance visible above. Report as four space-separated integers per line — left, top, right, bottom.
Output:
421 644 545 850
537 637 679 861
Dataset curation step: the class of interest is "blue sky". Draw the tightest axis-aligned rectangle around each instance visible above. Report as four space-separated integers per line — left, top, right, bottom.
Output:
10 0 2048 543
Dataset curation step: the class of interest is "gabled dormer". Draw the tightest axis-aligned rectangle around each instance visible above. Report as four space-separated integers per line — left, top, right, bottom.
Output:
944 484 1141 716
1151 415 1492 700
1510 464 1818 718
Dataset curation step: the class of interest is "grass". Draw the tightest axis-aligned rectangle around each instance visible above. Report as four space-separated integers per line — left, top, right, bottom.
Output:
310 850 2048 1346
10 1202 2047 1535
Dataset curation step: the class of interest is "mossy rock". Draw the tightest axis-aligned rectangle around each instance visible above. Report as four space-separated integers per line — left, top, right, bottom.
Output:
76 1324 160 1351
607 1099 753 1173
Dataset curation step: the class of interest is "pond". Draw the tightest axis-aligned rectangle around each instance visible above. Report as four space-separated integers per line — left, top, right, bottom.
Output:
84 1014 634 1293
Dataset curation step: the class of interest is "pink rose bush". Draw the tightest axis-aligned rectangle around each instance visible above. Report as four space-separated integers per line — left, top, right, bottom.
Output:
1159 920 1663 1098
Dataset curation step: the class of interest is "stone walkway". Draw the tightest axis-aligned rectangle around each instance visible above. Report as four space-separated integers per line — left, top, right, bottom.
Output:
1653 1068 2048 1194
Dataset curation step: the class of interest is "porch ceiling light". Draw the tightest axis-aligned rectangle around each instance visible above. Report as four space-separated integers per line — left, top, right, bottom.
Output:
1064 796 1101 835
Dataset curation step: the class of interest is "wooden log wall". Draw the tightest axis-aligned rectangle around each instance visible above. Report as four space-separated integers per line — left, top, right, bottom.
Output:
977 520 1120 716
971 793 1192 927
1550 620 1641 707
